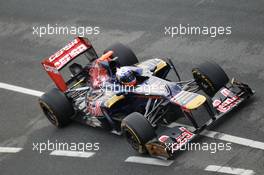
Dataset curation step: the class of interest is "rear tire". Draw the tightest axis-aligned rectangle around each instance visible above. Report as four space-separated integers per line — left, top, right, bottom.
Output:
192 61 229 96
39 88 75 127
121 112 156 154
104 43 139 66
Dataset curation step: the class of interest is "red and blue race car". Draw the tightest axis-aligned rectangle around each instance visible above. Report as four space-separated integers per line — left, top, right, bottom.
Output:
39 37 254 159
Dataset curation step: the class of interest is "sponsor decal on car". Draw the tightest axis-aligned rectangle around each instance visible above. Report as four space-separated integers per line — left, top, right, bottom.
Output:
213 88 241 113
159 127 194 152
47 39 88 69
171 127 194 151
43 64 59 74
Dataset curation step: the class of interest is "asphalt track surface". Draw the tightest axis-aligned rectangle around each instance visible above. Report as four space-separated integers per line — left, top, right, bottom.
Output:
0 0 264 175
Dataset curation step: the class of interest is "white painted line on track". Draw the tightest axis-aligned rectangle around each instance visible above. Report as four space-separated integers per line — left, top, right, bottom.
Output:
50 150 95 158
169 122 264 151
125 156 173 166
205 165 255 175
202 130 264 150
0 82 44 97
0 147 23 153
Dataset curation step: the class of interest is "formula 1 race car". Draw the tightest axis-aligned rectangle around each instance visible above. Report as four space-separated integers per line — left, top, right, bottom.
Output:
39 37 254 159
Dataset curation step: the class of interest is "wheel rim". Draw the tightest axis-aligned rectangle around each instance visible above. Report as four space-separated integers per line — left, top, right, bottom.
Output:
193 71 214 96
124 129 140 151
40 102 59 126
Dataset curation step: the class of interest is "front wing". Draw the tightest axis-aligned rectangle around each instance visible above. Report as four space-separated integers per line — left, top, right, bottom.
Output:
144 80 254 159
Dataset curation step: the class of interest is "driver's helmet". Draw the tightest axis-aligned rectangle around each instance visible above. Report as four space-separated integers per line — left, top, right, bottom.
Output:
116 67 136 86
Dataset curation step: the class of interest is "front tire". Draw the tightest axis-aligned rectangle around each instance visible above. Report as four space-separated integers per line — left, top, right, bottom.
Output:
192 61 229 96
121 112 156 154
39 88 75 127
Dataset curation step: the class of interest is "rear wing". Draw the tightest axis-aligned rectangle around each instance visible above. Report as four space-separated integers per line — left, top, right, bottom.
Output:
41 37 97 91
